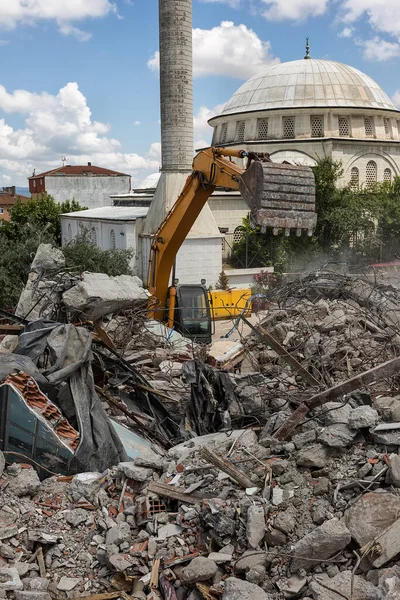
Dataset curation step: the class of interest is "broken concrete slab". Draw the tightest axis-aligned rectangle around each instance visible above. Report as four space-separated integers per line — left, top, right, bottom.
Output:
222 577 272 600
0 568 23 591
296 444 329 469
62 272 148 320
345 491 400 547
235 551 270 573
246 506 265 548
389 455 400 487
309 571 378 600
348 406 379 430
5 468 40 497
290 518 351 571
180 557 218 583
56 577 81 592
118 463 152 482
371 516 400 568
317 424 357 448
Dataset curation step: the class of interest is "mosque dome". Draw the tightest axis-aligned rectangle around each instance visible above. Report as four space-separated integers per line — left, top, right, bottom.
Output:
219 59 395 116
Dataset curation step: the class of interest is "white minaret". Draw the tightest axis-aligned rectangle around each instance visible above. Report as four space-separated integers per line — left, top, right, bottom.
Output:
141 0 222 287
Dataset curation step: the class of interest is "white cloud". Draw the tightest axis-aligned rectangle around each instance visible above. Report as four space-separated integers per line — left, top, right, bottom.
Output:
133 121 141 126
193 104 224 145
0 82 159 187
261 0 328 21
0 0 117 40
358 36 400 61
148 21 279 79
338 26 354 38
340 0 400 41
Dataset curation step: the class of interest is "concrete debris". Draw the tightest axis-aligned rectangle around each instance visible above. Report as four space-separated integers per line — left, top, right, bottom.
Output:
4 268 400 597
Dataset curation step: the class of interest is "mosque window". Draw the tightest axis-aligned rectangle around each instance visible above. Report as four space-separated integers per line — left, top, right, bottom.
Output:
366 161 377 187
67 224 72 240
221 123 228 144
236 121 246 142
283 117 295 139
91 228 97 246
384 168 392 182
350 167 359 190
257 119 269 139
384 118 391 138
110 229 116 249
338 117 350 137
311 116 324 137
364 117 373 137
233 226 244 243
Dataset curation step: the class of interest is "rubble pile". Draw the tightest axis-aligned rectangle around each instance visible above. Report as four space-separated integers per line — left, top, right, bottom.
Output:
4 248 400 597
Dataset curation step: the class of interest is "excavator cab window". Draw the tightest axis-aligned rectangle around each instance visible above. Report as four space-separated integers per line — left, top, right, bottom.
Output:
174 285 212 343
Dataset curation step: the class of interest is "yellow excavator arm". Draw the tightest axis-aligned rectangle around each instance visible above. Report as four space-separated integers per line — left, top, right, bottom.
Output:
147 147 247 320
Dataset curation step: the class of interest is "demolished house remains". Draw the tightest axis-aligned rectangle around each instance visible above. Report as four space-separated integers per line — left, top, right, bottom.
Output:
2 244 400 599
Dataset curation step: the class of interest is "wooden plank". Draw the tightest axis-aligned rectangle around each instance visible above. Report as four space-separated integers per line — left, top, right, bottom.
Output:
0 324 24 335
200 447 254 489
147 481 204 505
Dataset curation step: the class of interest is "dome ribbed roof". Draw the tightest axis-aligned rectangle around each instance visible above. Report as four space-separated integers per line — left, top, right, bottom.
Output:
220 59 395 115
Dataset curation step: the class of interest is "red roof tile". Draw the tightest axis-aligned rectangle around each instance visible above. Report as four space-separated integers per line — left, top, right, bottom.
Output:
29 165 130 179
0 193 30 206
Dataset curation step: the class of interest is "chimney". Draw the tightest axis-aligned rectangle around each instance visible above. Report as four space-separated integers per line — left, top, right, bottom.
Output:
88 162 92 166
159 0 193 171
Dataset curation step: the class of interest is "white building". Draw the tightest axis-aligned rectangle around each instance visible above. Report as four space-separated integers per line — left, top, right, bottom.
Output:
29 164 131 210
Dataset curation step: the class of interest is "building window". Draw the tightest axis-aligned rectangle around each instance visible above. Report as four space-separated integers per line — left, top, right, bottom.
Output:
366 161 377 187
350 167 359 190
110 229 116 249
33 180 36 188
384 118 391 139
236 121 246 142
283 117 295 139
91 228 97 246
233 226 244 243
364 117 373 137
40 179 43 185
311 116 323 137
384 168 392 182
0 208 4 215
338 117 350 137
67 224 72 240
257 119 269 139
221 123 228 144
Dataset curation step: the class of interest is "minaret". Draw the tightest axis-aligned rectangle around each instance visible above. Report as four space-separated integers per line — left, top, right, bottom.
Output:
141 0 222 287
304 37 311 59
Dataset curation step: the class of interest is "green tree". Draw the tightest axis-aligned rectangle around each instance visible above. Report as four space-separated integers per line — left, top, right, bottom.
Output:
63 232 133 277
216 270 230 290
4 193 86 244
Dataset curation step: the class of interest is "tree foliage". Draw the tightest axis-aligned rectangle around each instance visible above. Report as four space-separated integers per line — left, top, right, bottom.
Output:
63 232 133 277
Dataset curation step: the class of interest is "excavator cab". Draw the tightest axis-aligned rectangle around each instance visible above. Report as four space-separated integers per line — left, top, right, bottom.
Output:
171 284 213 343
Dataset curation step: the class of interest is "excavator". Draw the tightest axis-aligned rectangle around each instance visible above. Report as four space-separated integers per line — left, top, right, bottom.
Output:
147 147 317 343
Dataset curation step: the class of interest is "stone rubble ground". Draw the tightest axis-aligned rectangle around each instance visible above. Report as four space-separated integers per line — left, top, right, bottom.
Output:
4 250 400 597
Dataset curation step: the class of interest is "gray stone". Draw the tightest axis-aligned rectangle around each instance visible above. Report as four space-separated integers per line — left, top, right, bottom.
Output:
270 458 288 475
348 406 379 430
13 563 30 577
180 557 218 583
57 577 81 592
222 577 272 600
378 567 400 600
62 272 148 320
14 593 52 600
207 553 232 564
318 424 357 448
133 448 164 470
64 509 88 527
296 444 328 469
345 491 400 546
290 518 351 572
14 593 51 600
108 553 136 571
274 510 295 534
0 525 18 541
118 463 152 482
28 579 49 592
389 455 400 487
314 477 330 495
323 402 352 425
0 452 4 478
6 468 40 497
0 544 15 559
277 575 307 595
235 551 270 573
372 516 400 568
309 571 378 600
246 506 265 549
264 528 287 547
245 565 266 585
292 429 316 449
69 472 103 502
374 396 400 421
106 523 131 547
319 310 348 332
0 568 23 591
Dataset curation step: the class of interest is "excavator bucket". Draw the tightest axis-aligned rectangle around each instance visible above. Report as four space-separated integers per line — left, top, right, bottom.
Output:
239 160 317 236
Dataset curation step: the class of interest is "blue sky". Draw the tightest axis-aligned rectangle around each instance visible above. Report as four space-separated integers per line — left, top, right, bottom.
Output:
1 0 400 187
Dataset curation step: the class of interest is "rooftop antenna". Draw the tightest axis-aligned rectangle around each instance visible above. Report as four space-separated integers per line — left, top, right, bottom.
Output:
304 37 311 59
61 156 67 166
